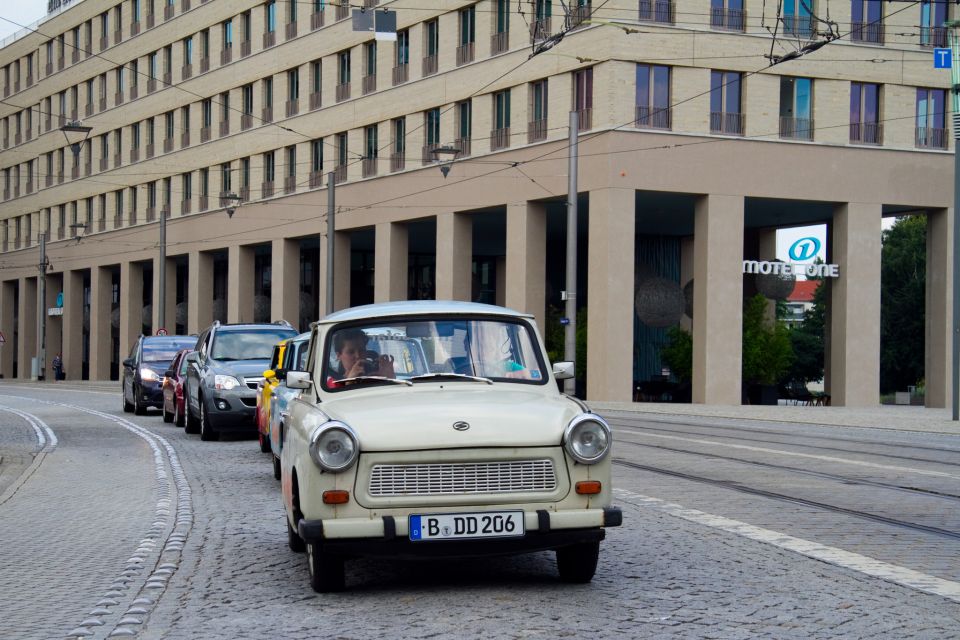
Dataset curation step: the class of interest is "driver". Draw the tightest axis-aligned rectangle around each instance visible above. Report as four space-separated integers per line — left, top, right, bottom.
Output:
328 328 395 387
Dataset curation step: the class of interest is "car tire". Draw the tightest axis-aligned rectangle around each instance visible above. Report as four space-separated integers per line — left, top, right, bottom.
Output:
133 385 146 416
122 386 134 413
272 455 281 481
287 517 306 553
162 401 173 423
259 430 271 453
184 397 200 434
556 541 600 584
199 397 219 441
307 541 345 593
174 401 185 428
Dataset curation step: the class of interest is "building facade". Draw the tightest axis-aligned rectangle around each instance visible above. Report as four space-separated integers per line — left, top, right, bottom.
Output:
0 0 953 407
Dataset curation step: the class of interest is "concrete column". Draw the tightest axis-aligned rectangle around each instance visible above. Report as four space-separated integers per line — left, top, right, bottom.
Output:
586 188 635 402
925 207 953 408
435 212 472 300
119 261 143 360
88 266 112 380
18 277 36 380
758 226 778 322
45 274 63 374
227 244 255 323
0 281 15 378
505 201 546 332
62 270 83 380
187 251 213 333
333 231 351 311
692 194 745 405
374 221 408 302
152 256 176 332
829 202 882 407
272 238 300 326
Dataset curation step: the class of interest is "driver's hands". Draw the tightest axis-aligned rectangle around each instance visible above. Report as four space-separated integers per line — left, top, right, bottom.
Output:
376 354 396 379
345 361 366 378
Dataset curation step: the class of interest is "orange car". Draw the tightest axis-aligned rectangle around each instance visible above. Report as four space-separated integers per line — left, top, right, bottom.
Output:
256 339 289 453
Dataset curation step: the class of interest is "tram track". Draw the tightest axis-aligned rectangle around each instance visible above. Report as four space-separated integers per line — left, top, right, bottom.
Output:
613 458 960 541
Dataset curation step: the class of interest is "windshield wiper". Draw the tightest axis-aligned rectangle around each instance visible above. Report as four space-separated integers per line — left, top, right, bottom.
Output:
409 372 493 385
336 376 413 387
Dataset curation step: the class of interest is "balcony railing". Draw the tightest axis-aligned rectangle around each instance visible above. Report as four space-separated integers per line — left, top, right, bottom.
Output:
390 152 404 172
200 57 210 73
114 152 122 168
422 142 440 165
309 171 324 188
920 26 948 48
262 106 273 123
221 47 232 65
490 127 510 151
146 207 156 222
200 126 210 142
241 113 253 130
575 107 592 131
491 31 509 56
336 1 350 21
71 165 81 179
362 157 378 178
362 74 376 95
147 77 157 93
146 143 155 158
99 97 107 111
710 111 745 135
635 105 672 130
850 21 884 44
286 99 299 117
333 164 347 183
131 84 138 100
392 63 409 86
915 126 946 149
163 138 173 153
131 21 140 36
199 195 208 210
638 0 675 24
456 42 475 66
567 4 591 29
114 29 122 46
783 14 815 38
182 199 192 214
527 118 547 142
849 121 882 145
454 137 471 158
310 92 321 110
286 21 298 40
182 63 192 79
264 30 277 49
115 91 124 106
530 17 551 42
241 40 251 58
779 116 814 141
164 4 175 19
57 227 65 240
72 48 80 63
239 186 249 201
100 35 109 51
219 120 229 137
262 181 275 198
312 10 325 30
130 147 140 163
99 157 109 171
336 82 351 102
147 12 155 28
710 7 746 32
423 54 438 77
183 0 191 11
284 175 297 193
182 130 192 147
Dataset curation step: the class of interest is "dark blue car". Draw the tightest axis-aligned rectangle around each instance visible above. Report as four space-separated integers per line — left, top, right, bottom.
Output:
122 335 198 415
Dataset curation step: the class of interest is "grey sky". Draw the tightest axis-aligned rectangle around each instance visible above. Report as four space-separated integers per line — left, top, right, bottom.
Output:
0 1 53 44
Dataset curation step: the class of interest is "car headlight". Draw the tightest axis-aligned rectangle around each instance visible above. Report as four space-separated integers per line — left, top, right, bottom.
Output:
140 368 160 382
308 421 359 473
564 414 612 464
215 375 241 390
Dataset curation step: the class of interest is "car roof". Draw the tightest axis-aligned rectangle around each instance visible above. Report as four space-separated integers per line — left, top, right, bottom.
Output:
318 300 532 325
213 323 298 332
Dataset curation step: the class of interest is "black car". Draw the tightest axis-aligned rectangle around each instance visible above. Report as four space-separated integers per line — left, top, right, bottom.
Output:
122 335 198 415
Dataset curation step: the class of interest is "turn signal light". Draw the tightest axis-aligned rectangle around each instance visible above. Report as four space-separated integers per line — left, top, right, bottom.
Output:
322 490 350 505
575 480 602 495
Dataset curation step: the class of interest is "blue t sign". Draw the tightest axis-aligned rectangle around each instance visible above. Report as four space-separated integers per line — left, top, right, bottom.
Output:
934 48 951 69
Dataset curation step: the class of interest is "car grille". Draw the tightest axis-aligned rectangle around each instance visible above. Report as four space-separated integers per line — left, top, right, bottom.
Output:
368 459 557 497
244 377 264 390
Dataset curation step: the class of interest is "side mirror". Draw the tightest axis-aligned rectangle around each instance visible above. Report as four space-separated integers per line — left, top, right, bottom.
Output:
185 352 198 364
122 358 134 368
263 369 276 380
287 370 312 389
553 361 575 380
164 369 175 378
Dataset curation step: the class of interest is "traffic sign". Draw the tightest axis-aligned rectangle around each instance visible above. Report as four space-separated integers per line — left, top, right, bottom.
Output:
156 328 168 336
0 330 5 345
934 48 951 69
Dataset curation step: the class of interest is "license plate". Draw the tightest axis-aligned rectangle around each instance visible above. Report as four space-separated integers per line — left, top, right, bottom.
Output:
409 511 525 541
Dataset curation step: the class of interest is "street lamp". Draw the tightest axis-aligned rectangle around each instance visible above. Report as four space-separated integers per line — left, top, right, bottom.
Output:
431 145 461 178
60 121 93 157
69 222 88 243
220 192 243 218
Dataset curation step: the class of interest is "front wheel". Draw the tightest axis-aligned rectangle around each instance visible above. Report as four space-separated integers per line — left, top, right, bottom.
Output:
556 541 600 584
287 517 305 553
199 397 219 441
162 400 174 423
174 400 185 428
259 430 271 453
133 385 146 416
307 541 345 593
184 395 200 434
122 386 133 413
272 455 281 481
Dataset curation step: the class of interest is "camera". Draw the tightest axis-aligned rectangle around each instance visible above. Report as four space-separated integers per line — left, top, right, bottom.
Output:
361 350 380 375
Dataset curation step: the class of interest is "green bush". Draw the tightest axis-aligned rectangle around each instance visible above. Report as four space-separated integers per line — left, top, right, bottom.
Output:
742 294 794 386
661 326 693 383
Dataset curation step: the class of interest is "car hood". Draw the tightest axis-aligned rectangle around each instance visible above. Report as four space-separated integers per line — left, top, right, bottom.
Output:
318 385 582 451
213 360 272 379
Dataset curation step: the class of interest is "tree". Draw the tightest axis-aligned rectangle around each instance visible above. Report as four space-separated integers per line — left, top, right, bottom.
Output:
742 294 794 386
787 276 826 385
661 325 693 383
880 215 926 393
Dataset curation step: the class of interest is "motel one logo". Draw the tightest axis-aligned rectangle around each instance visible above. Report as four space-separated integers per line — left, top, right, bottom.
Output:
742 237 841 278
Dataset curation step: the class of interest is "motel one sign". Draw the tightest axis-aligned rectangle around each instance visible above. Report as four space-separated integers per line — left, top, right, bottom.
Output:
742 236 841 278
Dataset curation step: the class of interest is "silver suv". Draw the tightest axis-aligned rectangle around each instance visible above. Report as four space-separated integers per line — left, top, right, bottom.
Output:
184 321 298 441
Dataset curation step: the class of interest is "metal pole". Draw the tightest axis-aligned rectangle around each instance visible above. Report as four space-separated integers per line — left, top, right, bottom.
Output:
950 25 960 420
564 111 579 396
36 232 47 381
158 207 166 334
326 171 335 317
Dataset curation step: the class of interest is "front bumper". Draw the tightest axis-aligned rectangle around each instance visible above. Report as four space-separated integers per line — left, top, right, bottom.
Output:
298 507 621 558
139 381 164 407
205 389 258 431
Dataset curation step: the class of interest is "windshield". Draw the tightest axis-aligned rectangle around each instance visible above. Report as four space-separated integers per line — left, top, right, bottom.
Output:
211 328 298 361
322 317 546 391
143 337 198 363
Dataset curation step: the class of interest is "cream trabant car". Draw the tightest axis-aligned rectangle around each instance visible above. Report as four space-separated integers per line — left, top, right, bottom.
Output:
281 301 621 592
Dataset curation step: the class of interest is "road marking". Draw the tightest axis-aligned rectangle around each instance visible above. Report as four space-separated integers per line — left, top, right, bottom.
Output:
614 426 960 480
614 487 960 603
0 407 58 507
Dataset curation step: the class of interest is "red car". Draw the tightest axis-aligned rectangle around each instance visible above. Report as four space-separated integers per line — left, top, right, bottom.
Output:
162 349 194 427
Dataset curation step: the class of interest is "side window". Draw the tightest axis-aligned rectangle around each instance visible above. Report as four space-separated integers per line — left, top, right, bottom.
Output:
129 339 140 360
197 332 209 359
179 355 189 375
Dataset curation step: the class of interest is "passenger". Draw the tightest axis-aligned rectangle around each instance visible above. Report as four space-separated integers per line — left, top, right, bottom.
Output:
328 329 395 387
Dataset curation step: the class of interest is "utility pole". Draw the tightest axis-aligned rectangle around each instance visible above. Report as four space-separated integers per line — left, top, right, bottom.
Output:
158 206 166 334
35 232 49 381
563 111 579 396
949 23 960 420
325 171 335 318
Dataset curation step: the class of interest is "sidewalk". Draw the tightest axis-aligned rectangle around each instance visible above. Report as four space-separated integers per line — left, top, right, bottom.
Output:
0 379 117 392
591 401 960 436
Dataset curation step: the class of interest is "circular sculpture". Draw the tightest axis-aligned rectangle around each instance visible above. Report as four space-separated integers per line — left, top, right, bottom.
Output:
634 277 685 328
754 260 796 301
111 307 120 330
683 279 694 319
212 298 227 323
254 295 270 323
176 302 187 326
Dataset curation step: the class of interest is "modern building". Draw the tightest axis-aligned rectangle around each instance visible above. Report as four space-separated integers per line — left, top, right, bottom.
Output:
0 0 953 407
784 279 820 326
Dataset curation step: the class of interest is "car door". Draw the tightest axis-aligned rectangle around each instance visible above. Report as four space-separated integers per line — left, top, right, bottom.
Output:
186 331 208 414
122 338 141 404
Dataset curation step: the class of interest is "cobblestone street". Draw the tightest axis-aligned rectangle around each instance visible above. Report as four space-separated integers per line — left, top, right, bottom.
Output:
2 383 959 639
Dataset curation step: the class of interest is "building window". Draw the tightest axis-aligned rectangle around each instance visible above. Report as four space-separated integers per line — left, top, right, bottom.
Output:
363 124 378 177
149 51 158 79
492 89 510 150
782 0 813 37
264 151 275 182
396 29 410 65
338 50 351 84
242 84 254 114
851 0 883 43
425 107 440 146
288 68 299 100
457 5 476 65
310 60 321 108
288 0 297 23
311 139 323 175
240 157 250 194
336 132 348 178
455 100 471 156
710 0 745 31
920 0 948 47
202 99 212 128
266 0 277 33
572 67 593 130
392 117 405 171
182 172 192 201
221 162 232 193
184 36 193 65
264 77 274 110
849 81 881 144
223 19 233 48
710 70 744 135
916 87 947 149
636 64 671 130
779 76 813 140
